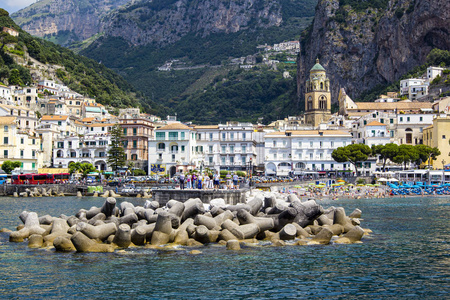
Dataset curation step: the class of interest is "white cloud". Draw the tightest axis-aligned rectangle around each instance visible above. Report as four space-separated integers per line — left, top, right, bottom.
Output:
3 0 38 14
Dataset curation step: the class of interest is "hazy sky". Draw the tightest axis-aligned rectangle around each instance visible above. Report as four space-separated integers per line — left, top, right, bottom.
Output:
3 0 37 14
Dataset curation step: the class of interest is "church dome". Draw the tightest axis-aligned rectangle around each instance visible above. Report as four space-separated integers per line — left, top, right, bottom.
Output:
310 58 325 72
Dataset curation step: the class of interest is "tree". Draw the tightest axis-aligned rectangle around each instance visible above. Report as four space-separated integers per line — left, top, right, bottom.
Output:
372 143 399 171
8 69 23 86
69 162 96 178
392 144 419 169
1 160 21 174
107 124 126 173
415 145 441 168
0 32 18 51
332 144 372 175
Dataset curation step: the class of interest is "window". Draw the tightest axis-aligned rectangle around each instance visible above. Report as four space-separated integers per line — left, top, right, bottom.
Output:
230 145 234 153
320 141 323 148
242 145 246 153
380 119 384 123
310 141 313 148
58 121 62 126
21 138 24 144
133 140 137 148
123 128 127 135
274 153 277 159
209 146 213 153
309 153 313 159
20 150 24 157
168 132 178 140
221 157 226 165
3 126 8 132
172 154 175 162
273 140 276 147
400 117 403 122
209 156 213 164
320 153 323 159
242 156 246 164
156 132 165 140
32 139 35 145
158 153 162 159
331 141 334 147
181 132 185 140
32 163 35 170
298 141 302 147
242 133 246 140
157 143 165 150
363 120 367 125
32 150 35 158
3 150 8 158
102 127 105 131
230 157 234 164
420 117 423 122
222 146 226 153
443 135 446 139
230 133 234 141
181 145 185 152
3 137 8 144
222 133 226 140
133 128 137 136
343 141 347 146
390 119 394 124
407 117 410 122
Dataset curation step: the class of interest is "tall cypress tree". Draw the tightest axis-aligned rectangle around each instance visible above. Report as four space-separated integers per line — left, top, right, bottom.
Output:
107 124 126 173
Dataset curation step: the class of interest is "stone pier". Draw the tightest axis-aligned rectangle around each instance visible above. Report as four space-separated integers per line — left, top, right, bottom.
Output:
151 189 247 206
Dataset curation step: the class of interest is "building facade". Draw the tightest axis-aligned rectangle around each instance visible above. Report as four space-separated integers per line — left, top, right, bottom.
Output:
304 59 331 127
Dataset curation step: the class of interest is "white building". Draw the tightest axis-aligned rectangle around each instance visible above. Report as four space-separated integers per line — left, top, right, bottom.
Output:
264 130 353 177
354 121 390 147
427 66 444 81
400 78 429 100
149 123 196 177
0 85 12 102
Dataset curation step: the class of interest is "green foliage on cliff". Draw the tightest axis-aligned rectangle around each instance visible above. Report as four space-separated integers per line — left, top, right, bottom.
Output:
0 9 163 114
169 66 300 124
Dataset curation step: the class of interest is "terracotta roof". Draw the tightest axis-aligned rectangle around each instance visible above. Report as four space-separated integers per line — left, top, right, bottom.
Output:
85 103 103 107
81 117 95 122
352 102 432 110
41 115 69 121
86 123 115 127
366 121 385 126
156 123 192 131
0 104 31 111
0 116 17 125
194 125 219 129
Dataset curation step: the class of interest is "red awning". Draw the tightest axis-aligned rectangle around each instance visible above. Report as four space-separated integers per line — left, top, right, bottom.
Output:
318 171 326 174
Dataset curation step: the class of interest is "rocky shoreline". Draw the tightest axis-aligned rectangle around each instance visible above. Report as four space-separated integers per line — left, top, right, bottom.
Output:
2 190 371 253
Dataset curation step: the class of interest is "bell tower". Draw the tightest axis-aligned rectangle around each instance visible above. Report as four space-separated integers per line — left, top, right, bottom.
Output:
304 58 331 127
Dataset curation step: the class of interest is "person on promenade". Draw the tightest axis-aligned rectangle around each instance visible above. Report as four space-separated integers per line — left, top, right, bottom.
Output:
214 172 220 190
192 174 197 189
179 171 185 190
233 173 239 189
198 173 203 189
226 172 232 189
204 174 210 190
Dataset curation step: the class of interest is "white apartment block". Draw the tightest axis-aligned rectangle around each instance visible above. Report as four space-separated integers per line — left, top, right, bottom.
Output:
400 78 429 100
149 123 197 177
264 130 353 176
354 121 390 147
427 66 444 81
0 85 12 102
52 124 113 171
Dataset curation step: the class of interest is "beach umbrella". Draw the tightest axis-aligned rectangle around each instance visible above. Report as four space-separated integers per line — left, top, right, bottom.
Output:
294 185 303 188
373 184 381 187
337 179 345 183
377 178 388 182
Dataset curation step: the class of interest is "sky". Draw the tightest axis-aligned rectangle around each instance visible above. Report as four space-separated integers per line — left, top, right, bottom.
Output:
2 0 37 14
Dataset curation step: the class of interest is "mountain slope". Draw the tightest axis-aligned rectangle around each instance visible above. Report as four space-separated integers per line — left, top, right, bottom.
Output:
11 0 128 46
1 9 161 114
296 0 450 103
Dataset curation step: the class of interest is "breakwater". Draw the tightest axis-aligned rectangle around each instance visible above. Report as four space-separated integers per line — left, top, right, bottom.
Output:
4 189 368 254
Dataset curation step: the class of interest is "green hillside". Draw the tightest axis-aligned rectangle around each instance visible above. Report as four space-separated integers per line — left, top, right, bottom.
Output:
0 9 163 114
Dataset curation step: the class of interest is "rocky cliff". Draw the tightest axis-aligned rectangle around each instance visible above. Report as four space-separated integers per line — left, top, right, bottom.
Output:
297 0 450 103
12 0 129 46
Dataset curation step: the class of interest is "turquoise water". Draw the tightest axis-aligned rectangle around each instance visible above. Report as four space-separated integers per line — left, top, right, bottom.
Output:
0 196 449 299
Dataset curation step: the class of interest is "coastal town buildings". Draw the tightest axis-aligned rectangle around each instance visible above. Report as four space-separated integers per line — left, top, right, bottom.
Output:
423 116 450 169
304 59 331 127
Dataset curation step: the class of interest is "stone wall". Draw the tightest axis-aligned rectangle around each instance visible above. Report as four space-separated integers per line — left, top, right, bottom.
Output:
3 184 80 196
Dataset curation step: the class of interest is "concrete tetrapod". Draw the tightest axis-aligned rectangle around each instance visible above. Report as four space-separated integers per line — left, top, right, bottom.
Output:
236 209 274 232
53 236 76 252
43 218 71 245
226 239 241 250
101 197 117 217
311 227 333 245
28 234 44 248
76 222 117 241
151 211 173 245
334 226 365 244
71 232 114 253
112 224 132 248
231 223 260 240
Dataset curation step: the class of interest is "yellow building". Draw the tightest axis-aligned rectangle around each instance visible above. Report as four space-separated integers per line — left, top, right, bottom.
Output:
423 116 450 169
304 58 331 127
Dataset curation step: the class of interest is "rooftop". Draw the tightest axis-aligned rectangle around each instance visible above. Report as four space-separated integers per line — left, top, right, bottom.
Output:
156 123 192 131
41 115 69 121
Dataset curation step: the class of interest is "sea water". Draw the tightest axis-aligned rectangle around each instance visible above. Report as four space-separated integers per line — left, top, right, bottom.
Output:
0 196 449 299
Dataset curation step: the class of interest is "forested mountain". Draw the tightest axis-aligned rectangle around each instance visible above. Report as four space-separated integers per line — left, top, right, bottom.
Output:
1 9 161 114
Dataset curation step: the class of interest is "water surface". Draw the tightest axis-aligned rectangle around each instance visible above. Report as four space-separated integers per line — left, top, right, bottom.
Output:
0 196 449 299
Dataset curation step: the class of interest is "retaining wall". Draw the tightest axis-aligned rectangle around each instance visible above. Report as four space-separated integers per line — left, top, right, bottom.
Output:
152 189 247 206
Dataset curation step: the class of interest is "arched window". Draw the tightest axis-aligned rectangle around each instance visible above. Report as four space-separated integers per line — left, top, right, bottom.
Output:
157 143 165 150
320 82 324 90
319 95 327 110
405 128 413 144
307 96 313 110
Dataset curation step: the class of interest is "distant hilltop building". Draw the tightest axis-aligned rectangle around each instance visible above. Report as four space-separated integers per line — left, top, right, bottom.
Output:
1 27 19 37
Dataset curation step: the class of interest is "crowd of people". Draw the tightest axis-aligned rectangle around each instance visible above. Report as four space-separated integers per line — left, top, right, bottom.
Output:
178 171 241 190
